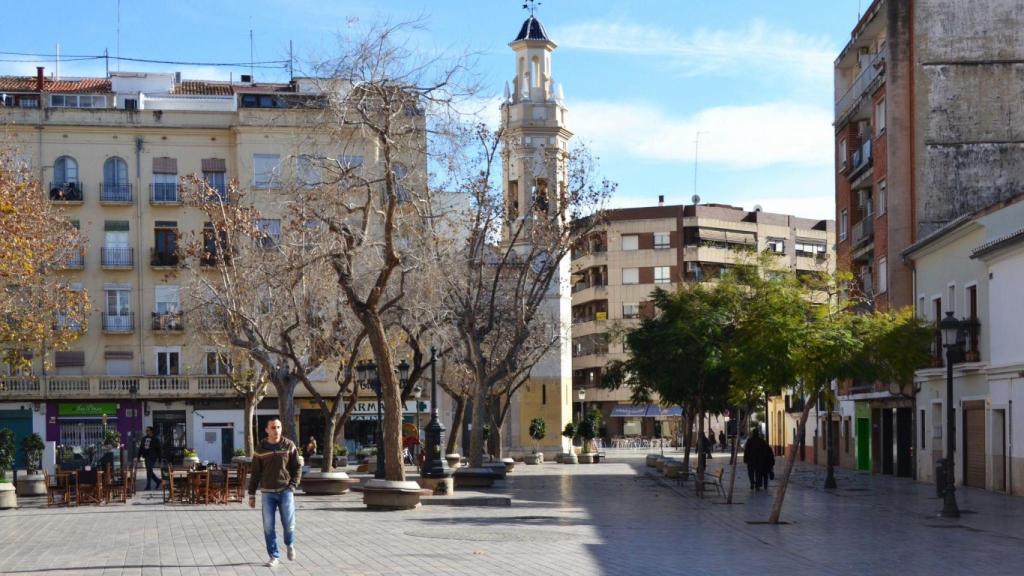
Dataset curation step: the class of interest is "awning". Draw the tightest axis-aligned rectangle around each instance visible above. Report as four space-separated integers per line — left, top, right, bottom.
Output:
610 404 684 418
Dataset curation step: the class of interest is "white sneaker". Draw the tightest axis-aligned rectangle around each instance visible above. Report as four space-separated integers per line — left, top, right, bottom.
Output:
287 545 296 561
266 557 279 567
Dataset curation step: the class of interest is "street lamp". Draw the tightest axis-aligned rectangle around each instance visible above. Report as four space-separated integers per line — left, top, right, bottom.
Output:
412 382 423 468
356 360 386 480
421 347 451 487
577 388 585 423
939 311 964 518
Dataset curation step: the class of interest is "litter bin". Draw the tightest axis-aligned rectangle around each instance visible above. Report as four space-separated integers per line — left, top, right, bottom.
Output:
935 458 947 498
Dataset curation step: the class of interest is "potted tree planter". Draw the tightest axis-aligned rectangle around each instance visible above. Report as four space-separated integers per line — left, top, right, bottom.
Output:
445 453 462 468
302 470 360 495
231 449 252 466
0 429 17 509
560 423 578 464
333 445 349 468
525 418 546 465
182 448 200 468
577 410 600 464
15 433 46 497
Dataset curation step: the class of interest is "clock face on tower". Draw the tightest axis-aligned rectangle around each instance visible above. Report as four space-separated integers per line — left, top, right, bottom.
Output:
531 250 551 273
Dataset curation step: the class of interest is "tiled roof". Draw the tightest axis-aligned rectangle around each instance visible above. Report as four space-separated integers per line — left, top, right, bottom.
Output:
173 81 234 96
970 227 1024 259
514 16 551 42
0 76 111 93
232 83 296 94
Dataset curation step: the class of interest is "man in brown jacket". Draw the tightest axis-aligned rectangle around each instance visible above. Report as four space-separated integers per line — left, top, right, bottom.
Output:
248 418 301 568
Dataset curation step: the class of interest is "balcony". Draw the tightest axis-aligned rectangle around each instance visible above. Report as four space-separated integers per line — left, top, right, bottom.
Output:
836 45 888 121
150 248 180 268
63 249 85 269
152 311 184 332
849 138 873 181
851 218 874 248
49 182 83 203
0 374 243 400
101 312 134 334
149 183 181 205
99 182 133 204
101 247 134 269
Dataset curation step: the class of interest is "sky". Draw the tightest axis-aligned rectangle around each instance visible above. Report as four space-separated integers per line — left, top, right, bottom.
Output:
0 0 867 220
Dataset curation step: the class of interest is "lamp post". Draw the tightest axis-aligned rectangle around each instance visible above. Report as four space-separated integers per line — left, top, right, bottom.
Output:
413 382 423 468
824 392 837 490
356 360 386 480
577 388 585 423
421 347 450 482
939 311 963 518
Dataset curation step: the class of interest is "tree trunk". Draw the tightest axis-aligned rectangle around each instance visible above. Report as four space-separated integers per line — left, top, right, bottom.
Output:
696 399 705 497
364 313 404 482
273 377 298 443
725 405 748 505
682 409 693 474
768 388 819 524
469 385 486 468
321 416 336 473
243 395 256 456
447 395 466 455
490 420 503 459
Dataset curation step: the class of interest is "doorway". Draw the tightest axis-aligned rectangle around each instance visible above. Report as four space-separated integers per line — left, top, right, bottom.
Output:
896 408 913 477
993 409 1006 492
856 417 871 471
963 401 986 488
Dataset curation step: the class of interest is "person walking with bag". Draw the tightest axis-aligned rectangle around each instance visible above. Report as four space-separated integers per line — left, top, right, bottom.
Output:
248 419 301 568
139 427 162 491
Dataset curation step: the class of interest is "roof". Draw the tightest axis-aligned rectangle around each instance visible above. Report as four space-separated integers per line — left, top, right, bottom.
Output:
0 76 111 93
173 81 234 96
514 16 551 42
901 214 975 260
970 227 1024 259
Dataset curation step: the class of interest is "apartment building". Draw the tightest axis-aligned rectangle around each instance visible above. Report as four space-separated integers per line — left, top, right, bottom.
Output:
0 68 425 465
832 0 1024 479
570 200 834 442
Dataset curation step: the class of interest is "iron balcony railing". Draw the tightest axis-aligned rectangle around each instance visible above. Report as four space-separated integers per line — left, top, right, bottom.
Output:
63 249 85 269
102 312 134 333
849 138 873 180
851 218 874 247
150 248 179 267
101 247 134 268
99 182 133 203
835 45 889 120
149 182 180 204
152 311 184 331
49 182 83 202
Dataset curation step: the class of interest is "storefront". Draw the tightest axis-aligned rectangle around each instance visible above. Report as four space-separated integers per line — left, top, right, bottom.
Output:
609 404 684 438
151 408 187 465
343 400 420 451
44 400 142 466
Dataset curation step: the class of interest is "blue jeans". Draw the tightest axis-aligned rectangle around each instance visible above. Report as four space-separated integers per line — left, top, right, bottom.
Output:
261 489 295 559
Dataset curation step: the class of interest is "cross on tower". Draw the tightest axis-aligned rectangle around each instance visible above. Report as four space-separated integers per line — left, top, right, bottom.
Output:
522 0 541 17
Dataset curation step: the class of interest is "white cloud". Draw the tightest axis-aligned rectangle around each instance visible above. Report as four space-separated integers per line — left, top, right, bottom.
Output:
571 100 833 169
555 19 835 81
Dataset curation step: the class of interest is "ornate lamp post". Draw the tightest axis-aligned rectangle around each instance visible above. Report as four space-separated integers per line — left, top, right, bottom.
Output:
412 382 423 468
421 347 451 483
577 388 585 422
356 360 386 480
939 311 964 518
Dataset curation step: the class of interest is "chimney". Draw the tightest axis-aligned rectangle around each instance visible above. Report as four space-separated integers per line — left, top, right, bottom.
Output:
658 195 665 207
36 67 45 92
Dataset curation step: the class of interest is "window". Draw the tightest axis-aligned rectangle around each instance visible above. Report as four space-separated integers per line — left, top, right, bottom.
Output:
622 267 639 285
206 351 231 375
205 171 227 201
795 242 826 257
920 409 926 450
155 348 181 376
152 173 178 202
154 286 181 331
622 303 640 319
875 98 886 134
877 256 888 294
393 163 412 203
253 154 281 188
19 97 38 108
507 180 519 220
105 288 132 316
654 266 671 284
877 180 887 216
838 138 848 171
103 156 129 187
153 221 178 266
654 232 671 249
53 156 78 185
840 210 848 241
294 155 320 187
622 235 639 251
256 218 282 249
766 238 785 254
50 94 107 108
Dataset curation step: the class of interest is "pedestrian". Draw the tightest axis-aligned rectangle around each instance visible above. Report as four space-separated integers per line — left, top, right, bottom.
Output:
761 443 776 490
248 418 301 568
743 429 767 490
701 431 713 459
303 436 317 460
139 427 162 491
718 430 726 452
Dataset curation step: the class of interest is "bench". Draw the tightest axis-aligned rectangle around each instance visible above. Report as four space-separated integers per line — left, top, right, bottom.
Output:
689 466 725 498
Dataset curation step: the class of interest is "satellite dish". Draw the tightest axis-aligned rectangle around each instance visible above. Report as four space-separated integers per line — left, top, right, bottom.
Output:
754 204 763 212
691 194 700 205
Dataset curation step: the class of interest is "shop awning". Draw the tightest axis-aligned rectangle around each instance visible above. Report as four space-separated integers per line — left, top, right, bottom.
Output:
610 404 684 418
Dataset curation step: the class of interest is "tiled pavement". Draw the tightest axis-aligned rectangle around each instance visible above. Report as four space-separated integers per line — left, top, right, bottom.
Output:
2 452 1024 576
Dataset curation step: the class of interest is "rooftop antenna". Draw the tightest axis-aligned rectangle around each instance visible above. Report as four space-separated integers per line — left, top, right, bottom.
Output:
249 27 254 80
522 0 541 17
55 43 60 81
693 130 708 199
288 39 294 80
116 0 121 72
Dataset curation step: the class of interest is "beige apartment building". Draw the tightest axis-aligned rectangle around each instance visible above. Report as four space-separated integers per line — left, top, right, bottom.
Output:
570 199 834 442
0 69 423 466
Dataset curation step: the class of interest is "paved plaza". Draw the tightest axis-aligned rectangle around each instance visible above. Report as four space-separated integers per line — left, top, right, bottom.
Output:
2 452 1024 575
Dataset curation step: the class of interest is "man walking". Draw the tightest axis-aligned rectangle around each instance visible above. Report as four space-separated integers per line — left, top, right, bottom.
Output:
743 429 767 490
248 418 301 568
139 427 162 491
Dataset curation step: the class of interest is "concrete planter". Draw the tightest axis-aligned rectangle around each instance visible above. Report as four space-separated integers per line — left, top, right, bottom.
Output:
645 454 660 467
664 461 685 479
445 454 462 468
307 454 324 470
302 471 360 495
418 475 454 495
578 453 595 464
501 458 516 473
452 468 499 488
562 452 578 465
655 457 668 472
484 463 507 479
524 453 543 465
333 456 349 468
0 483 16 509
362 479 426 510
15 474 46 496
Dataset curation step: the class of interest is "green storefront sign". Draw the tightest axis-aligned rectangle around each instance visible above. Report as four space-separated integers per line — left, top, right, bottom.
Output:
58 402 118 417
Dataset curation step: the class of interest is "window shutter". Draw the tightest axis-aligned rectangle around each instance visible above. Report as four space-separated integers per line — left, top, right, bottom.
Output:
55 351 85 367
152 157 178 174
155 285 180 304
202 158 227 172
104 220 130 232
104 350 134 360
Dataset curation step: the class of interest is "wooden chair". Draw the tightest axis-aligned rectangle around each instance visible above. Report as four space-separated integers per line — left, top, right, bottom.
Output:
105 465 129 503
77 469 105 505
189 470 210 504
161 466 189 504
227 466 247 502
44 470 74 507
207 469 230 504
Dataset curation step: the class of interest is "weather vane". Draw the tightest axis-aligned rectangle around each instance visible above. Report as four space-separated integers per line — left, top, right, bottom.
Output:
522 0 541 17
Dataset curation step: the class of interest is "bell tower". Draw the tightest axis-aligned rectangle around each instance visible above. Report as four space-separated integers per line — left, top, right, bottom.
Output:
501 6 574 457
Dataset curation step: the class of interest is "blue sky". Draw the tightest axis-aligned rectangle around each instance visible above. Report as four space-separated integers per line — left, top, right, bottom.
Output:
1 0 866 220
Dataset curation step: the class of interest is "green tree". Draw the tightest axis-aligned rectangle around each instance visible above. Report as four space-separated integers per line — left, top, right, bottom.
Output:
528 417 547 454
